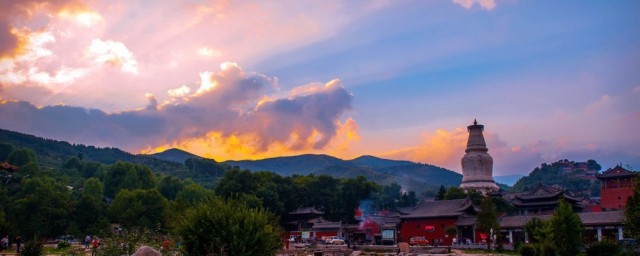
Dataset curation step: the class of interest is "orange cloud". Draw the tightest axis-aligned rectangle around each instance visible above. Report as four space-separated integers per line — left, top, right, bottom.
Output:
141 117 360 161
381 128 468 171
0 0 97 59
2 62 357 161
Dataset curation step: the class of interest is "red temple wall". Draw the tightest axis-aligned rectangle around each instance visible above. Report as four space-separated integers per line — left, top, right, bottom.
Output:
601 187 634 209
399 218 458 245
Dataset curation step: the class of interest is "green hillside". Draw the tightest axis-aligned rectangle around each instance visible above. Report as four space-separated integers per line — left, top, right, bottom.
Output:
0 129 229 186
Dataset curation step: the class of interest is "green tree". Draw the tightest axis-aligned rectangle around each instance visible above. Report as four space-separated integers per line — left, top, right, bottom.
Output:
157 176 184 200
436 185 446 200
339 176 376 223
104 162 158 198
465 189 484 205
63 156 82 170
72 194 109 234
476 197 499 251
80 161 102 178
549 199 583 256
524 217 549 244
109 189 167 229
623 174 640 240
83 178 104 201
399 190 419 207
10 177 70 238
176 197 281 256
444 186 466 200
7 148 37 166
372 183 402 210
175 182 214 204
0 143 15 162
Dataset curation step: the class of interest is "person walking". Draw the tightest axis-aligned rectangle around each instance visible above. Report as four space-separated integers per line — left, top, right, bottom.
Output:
91 237 99 256
85 235 91 248
1 236 8 251
15 236 22 253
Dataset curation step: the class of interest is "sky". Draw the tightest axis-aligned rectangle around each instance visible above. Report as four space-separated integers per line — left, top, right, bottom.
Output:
0 0 639 176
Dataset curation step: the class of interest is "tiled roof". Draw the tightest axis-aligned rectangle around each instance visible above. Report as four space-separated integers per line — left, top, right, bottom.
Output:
289 207 324 215
400 198 474 219
312 221 342 229
499 211 624 229
596 166 637 179
512 183 585 206
579 211 625 225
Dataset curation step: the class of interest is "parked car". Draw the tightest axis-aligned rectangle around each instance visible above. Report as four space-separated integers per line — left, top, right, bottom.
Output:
328 237 345 245
409 236 429 246
323 236 345 245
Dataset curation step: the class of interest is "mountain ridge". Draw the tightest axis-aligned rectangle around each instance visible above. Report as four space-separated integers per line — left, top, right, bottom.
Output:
0 128 462 193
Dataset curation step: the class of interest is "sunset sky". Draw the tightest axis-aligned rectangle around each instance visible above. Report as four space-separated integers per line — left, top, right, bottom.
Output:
1 0 639 176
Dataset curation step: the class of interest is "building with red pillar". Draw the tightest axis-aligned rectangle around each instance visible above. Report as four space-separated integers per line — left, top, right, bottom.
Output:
596 165 637 210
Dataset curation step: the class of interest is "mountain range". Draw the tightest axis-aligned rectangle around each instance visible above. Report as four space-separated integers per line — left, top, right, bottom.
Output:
2 128 464 193
151 148 463 192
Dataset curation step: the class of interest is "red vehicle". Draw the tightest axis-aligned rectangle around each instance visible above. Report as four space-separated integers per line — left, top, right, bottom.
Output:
409 236 429 246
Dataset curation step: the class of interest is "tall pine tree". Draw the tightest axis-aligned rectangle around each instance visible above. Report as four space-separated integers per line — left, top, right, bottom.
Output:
549 199 583 256
477 197 500 251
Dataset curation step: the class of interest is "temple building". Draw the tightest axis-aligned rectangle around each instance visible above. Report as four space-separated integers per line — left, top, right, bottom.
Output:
398 198 478 246
506 183 591 215
460 120 499 194
596 165 637 210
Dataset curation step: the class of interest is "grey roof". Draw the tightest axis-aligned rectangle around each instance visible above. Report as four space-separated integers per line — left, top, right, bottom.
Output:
511 184 586 207
289 207 324 215
579 211 625 226
596 166 637 179
400 198 475 219
499 211 625 229
312 221 342 229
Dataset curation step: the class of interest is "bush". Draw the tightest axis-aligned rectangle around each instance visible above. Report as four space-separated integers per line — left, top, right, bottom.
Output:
176 197 282 256
538 241 556 256
57 240 71 249
586 240 620 256
519 243 536 256
21 239 44 256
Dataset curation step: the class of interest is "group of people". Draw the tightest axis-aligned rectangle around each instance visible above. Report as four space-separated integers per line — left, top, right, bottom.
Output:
0 235 22 253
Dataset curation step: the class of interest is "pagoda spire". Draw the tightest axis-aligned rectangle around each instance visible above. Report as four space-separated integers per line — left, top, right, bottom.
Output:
460 120 498 194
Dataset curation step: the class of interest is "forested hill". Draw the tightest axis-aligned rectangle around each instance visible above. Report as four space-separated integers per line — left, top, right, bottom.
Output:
0 128 229 184
510 159 603 196
225 154 462 193
148 148 202 163
0 128 461 194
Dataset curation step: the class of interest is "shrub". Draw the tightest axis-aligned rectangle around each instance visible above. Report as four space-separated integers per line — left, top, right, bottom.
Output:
57 240 71 249
538 241 556 256
586 240 620 256
519 243 536 256
176 197 282 256
21 239 44 256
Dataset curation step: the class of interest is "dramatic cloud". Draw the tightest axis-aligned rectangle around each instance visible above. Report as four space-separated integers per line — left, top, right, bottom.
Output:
0 0 99 58
452 0 496 10
0 63 357 159
85 39 138 74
